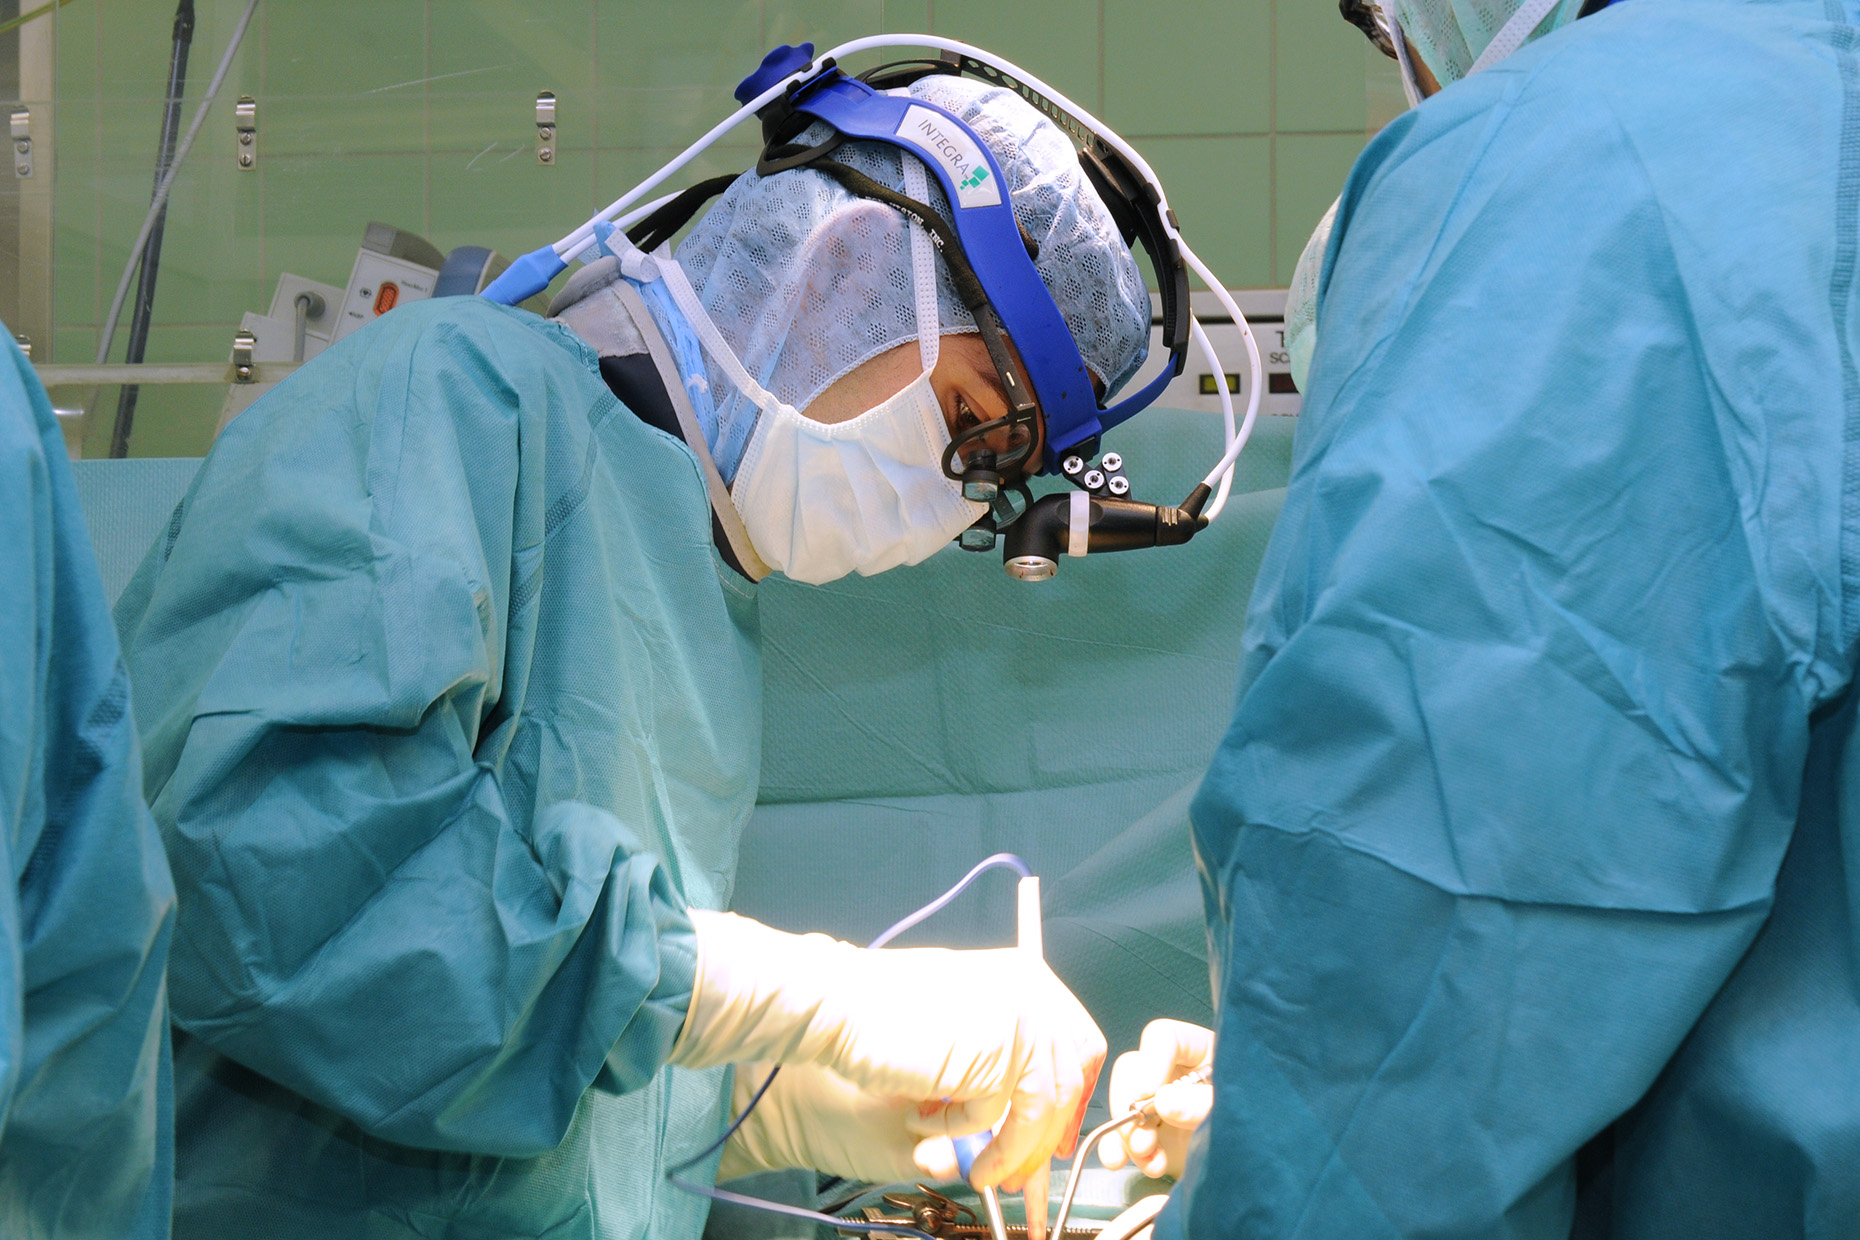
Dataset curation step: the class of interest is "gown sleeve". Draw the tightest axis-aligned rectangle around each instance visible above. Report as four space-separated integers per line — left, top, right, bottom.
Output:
0 336 175 1238
115 302 697 1159
1162 47 1846 1240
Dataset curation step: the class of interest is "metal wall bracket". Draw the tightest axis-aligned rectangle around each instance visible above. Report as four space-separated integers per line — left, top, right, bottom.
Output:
231 329 257 381
235 96 257 170
535 91 556 165
11 108 31 178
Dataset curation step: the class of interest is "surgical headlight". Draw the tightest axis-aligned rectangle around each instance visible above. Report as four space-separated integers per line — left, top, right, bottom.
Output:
482 35 1265 581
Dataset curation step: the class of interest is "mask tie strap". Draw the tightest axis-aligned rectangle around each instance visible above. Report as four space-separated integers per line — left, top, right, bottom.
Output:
1467 0 1564 75
900 152 941 375
642 242 800 422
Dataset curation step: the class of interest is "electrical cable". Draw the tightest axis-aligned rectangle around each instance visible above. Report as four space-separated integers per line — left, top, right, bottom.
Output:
93 0 258 382
665 853 1037 1238
107 0 195 459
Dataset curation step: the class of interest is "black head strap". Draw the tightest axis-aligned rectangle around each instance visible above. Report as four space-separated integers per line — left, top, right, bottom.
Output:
626 174 741 253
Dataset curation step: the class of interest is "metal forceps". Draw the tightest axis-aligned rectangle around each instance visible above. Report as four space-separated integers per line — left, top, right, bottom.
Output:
1048 1066 1213 1240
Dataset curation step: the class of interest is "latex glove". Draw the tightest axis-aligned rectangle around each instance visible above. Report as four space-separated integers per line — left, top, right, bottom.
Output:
1096 1019 1214 1180
1096 1194 1169 1240
719 1063 962 1184
669 910 1106 1190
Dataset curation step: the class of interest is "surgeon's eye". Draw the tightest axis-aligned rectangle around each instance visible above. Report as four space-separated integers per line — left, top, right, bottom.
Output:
952 396 982 436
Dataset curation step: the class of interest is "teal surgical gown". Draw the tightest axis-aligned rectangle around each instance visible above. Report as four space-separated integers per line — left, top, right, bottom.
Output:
115 297 762 1239
1165 0 1860 1236
0 333 175 1238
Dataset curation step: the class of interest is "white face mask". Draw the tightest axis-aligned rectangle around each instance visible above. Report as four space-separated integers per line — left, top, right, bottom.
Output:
728 369 983 585
629 156 983 585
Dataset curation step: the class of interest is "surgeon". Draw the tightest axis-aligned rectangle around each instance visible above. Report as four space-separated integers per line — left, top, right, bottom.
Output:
1090 0 1860 1237
0 332 176 1238
116 71 1149 1240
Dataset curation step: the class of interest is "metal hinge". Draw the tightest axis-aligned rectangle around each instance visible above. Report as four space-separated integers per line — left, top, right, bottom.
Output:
535 91 556 165
231 329 257 381
11 108 30 178
235 96 257 170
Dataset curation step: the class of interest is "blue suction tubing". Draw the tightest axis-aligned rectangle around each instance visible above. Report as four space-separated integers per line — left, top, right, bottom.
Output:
953 1131 990 1179
481 245 568 305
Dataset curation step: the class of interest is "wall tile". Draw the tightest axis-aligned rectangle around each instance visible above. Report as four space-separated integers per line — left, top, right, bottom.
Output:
427 144 599 264
1129 134 1271 287
593 0 762 146
429 1 595 149
1273 131 1361 283
101 322 236 458
765 0 884 54
1105 0 1269 136
132 153 266 329
929 0 1100 113
261 2 422 99
881 0 931 34
39 0 1385 387
265 92 429 157
261 152 428 293
1277 0 1367 133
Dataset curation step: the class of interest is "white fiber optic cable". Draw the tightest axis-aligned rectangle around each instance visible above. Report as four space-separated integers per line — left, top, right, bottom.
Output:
1179 244 1264 520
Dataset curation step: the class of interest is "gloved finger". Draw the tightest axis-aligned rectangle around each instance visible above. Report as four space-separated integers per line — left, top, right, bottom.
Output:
1059 1040 1105 1160
913 1135 959 1182
1137 1019 1214 1071
1139 1144 1171 1180
971 1040 1064 1190
1107 1049 1173 1119
1012 1021 1097 1186
1110 1022 1211 1118
1151 1079 1213 1130
904 1090 1010 1140
1127 1122 1160 1160
1096 1130 1130 1171
1038 1019 1094 1169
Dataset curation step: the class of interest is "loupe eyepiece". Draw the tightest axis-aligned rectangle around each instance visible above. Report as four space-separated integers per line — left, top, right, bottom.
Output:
960 448 1002 504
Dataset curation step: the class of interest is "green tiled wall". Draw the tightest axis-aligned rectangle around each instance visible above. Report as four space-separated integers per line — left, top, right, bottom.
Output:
41 0 1390 456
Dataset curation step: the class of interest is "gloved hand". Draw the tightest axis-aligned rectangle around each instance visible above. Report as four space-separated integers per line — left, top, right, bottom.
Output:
669 911 1105 1190
1095 1019 1214 1180
719 1063 962 1184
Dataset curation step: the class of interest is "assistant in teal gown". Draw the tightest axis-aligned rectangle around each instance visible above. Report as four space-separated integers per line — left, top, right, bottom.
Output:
0 334 175 1238
115 297 762 1238
1164 0 1860 1235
